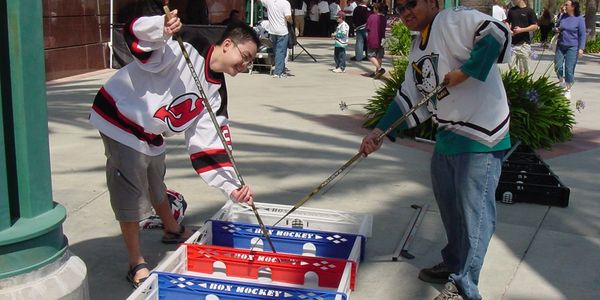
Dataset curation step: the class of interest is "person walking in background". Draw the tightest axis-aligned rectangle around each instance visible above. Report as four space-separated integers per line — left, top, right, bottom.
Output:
505 0 538 74
351 0 371 61
329 0 342 36
556 3 567 23
551 4 567 49
344 0 357 37
554 0 586 100
307 0 320 36
317 0 331 36
365 3 386 79
492 0 506 21
260 0 292 78
380 0 389 16
538 8 554 47
293 0 307 36
360 0 511 298
332 11 350 73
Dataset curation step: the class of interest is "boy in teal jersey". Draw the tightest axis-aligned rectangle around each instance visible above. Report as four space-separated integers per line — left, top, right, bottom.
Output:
332 11 349 73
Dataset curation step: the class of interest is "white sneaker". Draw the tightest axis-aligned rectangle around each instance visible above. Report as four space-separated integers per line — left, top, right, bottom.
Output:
332 68 345 73
564 90 571 99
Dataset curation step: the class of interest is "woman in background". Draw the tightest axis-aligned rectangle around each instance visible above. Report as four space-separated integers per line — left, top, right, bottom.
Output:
554 0 586 99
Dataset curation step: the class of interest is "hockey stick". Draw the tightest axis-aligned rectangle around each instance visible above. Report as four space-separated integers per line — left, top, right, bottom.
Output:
162 3 277 253
271 84 448 228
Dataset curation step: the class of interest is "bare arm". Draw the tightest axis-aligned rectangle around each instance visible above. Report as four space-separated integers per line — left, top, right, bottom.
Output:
513 23 538 34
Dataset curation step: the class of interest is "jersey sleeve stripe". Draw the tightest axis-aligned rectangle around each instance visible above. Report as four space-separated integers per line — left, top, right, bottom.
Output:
434 112 510 137
92 87 164 146
191 149 232 173
474 20 511 64
396 89 424 128
124 18 152 63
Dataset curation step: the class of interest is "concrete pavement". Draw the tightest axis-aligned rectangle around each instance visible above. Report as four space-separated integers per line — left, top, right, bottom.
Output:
46 37 600 299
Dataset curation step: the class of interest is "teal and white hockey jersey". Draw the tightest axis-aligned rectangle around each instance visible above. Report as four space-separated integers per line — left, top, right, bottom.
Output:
377 7 512 154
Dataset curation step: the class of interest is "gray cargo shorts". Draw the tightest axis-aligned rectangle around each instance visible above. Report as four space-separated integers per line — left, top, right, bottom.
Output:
101 133 167 222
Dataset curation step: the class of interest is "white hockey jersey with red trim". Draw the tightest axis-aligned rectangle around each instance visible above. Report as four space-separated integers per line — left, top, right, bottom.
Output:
89 15 240 197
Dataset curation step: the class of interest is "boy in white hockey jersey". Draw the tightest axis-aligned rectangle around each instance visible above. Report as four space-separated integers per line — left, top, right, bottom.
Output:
89 10 259 287
360 1 511 299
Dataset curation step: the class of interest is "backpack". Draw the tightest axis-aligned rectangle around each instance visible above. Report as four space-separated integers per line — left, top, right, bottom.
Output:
138 189 188 229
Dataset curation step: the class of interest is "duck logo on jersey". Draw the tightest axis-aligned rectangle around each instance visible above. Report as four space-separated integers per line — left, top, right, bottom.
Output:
154 92 204 132
412 53 440 95
412 53 447 105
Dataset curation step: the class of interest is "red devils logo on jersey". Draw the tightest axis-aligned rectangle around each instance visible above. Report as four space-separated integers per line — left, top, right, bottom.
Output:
154 93 204 132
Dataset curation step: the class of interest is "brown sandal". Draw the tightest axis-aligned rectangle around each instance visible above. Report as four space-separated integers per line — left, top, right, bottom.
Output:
126 262 149 289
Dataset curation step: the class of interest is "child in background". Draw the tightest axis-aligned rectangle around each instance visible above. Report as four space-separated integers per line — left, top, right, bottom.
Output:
332 11 349 73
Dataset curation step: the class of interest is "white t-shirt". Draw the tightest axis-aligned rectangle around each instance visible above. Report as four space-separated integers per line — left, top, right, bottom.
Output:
344 2 357 16
261 0 291 35
318 1 330 14
492 5 506 21
294 2 307 16
309 4 320 22
329 3 341 20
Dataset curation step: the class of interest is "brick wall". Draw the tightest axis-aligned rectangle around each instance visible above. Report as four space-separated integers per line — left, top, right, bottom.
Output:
43 0 111 81
43 0 245 81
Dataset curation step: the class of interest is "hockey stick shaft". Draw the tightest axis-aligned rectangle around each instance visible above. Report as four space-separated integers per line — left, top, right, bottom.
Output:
271 84 447 227
162 5 276 253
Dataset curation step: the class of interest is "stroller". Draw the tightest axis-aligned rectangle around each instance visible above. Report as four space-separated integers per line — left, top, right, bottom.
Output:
251 20 275 75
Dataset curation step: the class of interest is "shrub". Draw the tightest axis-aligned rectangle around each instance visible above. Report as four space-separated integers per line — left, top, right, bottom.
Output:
502 70 575 149
532 29 541 43
385 21 412 57
363 57 408 128
585 36 600 53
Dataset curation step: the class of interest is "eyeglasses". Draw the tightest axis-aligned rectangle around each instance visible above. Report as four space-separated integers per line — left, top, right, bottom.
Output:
397 0 418 14
232 42 254 66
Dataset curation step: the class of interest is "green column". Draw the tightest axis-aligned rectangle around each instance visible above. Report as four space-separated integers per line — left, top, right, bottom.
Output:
444 0 460 9
0 0 67 279
0 71 8 231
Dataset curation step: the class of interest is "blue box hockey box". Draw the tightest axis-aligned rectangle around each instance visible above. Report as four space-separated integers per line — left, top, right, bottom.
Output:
129 271 348 300
202 219 365 262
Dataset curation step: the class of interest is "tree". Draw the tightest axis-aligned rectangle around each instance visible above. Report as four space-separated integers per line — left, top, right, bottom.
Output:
584 0 598 41
547 0 558 16
462 0 493 14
